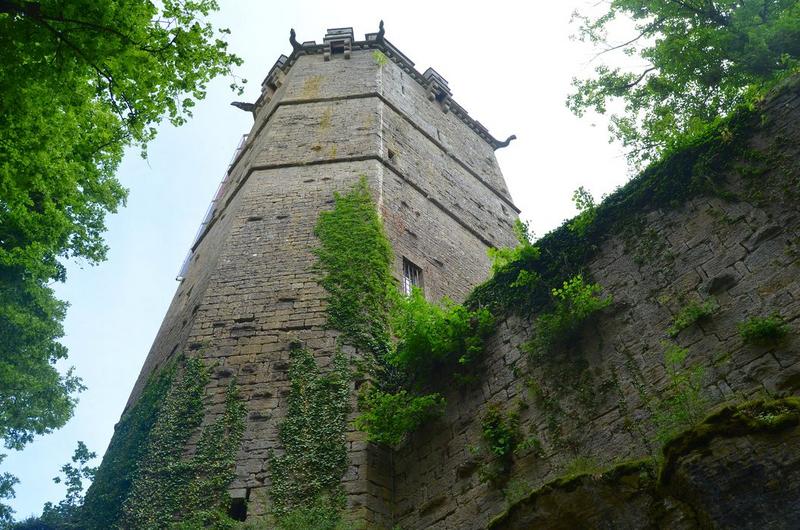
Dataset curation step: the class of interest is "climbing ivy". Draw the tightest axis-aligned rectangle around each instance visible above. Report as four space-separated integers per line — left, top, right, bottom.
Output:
313 179 495 447
268 343 350 529
313 178 395 356
80 360 177 529
120 357 246 529
80 356 246 529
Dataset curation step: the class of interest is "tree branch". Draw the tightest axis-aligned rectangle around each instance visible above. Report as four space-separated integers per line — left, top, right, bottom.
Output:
617 67 657 91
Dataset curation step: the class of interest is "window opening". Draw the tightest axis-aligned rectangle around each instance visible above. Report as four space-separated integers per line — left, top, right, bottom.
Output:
402 258 423 295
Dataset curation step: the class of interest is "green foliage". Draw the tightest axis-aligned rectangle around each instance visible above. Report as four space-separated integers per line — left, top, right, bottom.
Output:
355 289 493 446
314 181 495 447
738 314 790 345
314 178 395 354
372 49 388 67
568 0 800 166
271 495 351 530
562 456 601 478
468 88 763 317
0 0 243 465
652 343 707 446
481 404 522 462
667 298 719 337
80 360 178 528
26 441 97 530
390 288 495 381
0 281 87 452
268 344 350 527
0 455 19 526
567 187 597 236
37 441 97 528
477 403 537 484
488 220 540 276
526 275 612 356
355 387 443 446
120 357 246 529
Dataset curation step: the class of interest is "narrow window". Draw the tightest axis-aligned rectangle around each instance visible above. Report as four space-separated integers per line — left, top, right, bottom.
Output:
402 257 423 295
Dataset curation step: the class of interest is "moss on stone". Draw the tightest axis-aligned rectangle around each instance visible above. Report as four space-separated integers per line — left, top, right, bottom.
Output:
487 459 654 529
467 95 763 315
659 396 800 485
488 397 800 529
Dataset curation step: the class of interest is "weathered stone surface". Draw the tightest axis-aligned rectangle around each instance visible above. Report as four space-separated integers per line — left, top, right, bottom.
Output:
392 80 800 529
490 401 800 530
106 29 800 529
116 30 518 527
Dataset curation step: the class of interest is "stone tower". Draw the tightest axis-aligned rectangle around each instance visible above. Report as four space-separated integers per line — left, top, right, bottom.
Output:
106 25 519 526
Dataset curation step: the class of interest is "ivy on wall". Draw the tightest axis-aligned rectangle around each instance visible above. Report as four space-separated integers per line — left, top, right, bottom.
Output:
267 343 350 528
313 178 395 355
78 357 246 529
311 179 496 447
121 358 246 528
467 98 763 315
80 360 177 528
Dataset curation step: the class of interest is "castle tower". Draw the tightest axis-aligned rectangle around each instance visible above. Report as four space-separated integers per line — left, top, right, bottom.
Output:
89 25 519 527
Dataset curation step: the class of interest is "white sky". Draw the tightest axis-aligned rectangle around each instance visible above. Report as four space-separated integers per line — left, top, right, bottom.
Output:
5 0 634 518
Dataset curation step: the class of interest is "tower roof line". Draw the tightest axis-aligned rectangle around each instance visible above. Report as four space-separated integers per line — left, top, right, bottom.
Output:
257 27 515 150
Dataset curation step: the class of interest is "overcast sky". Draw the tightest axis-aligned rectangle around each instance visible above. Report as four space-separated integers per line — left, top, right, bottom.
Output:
5 0 633 518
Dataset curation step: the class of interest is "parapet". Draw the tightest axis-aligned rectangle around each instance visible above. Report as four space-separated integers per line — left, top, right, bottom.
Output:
254 23 515 150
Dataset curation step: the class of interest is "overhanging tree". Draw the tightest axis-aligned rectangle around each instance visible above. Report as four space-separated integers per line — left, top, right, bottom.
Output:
568 0 800 166
0 0 243 512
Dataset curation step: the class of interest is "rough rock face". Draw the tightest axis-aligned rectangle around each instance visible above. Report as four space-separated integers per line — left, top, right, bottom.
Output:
490 399 800 530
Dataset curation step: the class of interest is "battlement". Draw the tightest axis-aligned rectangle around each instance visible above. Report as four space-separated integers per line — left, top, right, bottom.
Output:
254 23 514 150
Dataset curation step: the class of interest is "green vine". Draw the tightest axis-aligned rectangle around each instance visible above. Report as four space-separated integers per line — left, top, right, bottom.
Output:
267 343 350 529
80 356 246 529
312 179 496 447
121 357 246 529
80 359 177 528
313 178 395 355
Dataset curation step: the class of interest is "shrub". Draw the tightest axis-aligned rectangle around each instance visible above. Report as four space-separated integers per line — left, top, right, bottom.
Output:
567 186 597 236
389 288 495 380
527 275 612 356
738 314 790 346
477 404 525 483
354 387 444 446
667 298 718 337
488 220 541 289
481 404 522 461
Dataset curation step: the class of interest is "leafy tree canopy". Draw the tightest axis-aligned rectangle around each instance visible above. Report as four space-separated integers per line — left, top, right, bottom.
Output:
568 0 800 166
0 0 242 514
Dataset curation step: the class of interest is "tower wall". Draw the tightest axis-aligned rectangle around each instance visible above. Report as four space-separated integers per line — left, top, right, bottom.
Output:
118 31 519 527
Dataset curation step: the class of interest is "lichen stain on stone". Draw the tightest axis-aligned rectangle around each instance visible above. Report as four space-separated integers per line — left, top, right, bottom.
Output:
319 107 333 131
302 75 324 99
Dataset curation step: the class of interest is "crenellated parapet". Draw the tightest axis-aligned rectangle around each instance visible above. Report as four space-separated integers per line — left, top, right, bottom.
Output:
247 23 514 150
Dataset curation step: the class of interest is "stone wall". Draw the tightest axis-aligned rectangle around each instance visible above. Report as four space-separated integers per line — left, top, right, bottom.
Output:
391 80 800 529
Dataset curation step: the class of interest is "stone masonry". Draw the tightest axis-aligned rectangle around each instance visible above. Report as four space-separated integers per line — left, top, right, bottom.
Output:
391 79 800 528
120 26 519 525
111 25 800 529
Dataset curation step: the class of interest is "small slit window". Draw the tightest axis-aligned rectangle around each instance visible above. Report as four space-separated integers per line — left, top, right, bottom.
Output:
402 258 423 296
